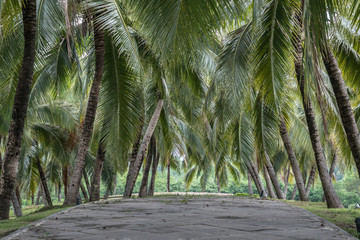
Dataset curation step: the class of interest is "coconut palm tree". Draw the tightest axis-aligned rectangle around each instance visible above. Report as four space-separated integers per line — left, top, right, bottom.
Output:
0 0 38 220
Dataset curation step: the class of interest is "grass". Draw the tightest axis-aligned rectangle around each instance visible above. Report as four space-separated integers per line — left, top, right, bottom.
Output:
283 200 360 239
0 204 70 238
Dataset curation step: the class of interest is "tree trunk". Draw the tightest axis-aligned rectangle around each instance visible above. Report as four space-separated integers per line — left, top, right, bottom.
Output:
12 190 22 218
58 182 62 203
90 144 105 202
264 153 284 199
216 176 221 193
36 157 52 207
148 150 159 196
80 183 89 202
31 194 34 205
305 165 316 195
294 34 343 209
167 161 170 193
247 162 267 197
124 128 142 194
0 136 2 174
40 185 48 207
83 170 91 194
279 117 308 201
247 171 253 195
123 100 164 198
323 47 360 177
290 185 297 200
113 175 117 196
322 150 338 202
263 167 276 198
35 186 41 205
62 167 68 197
64 16 105 206
139 137 155 197
283 166 290 198
0 0 37 220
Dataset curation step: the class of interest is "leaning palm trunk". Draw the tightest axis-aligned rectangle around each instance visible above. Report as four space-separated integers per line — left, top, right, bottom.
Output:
283 166 290 197
167 161 170 192
322 47 360 177
90 144 105 202
279 117 308 201
139 137 155 197
290 185 298 200
36 158 52 207
123 100 164 197
264 153 284 199
148 152 159 196
80 183 89 202
305 165 316 195
124 129 142 194
294 21 342 208
0 136 2 173
0 0 37 220
263 167 276 198
12 190 22 217
64 18 105 206
247 162 267 197
83 170 91 194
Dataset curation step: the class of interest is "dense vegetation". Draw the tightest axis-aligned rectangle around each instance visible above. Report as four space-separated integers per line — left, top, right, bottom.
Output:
1 0 360 222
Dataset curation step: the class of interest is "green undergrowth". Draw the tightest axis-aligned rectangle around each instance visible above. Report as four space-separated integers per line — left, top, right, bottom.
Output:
0 204 70 238
284 200 360 239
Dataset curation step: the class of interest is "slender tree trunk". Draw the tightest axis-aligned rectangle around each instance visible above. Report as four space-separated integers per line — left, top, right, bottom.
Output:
83 170 91 194
263 167 276 198
248 162 267 197
31 194 34 205
139 137 154 197
323 47 360 177
125 128 142 193
216 176 221 193
64 16 105 206
0 136 2 174
247 166 260 193
0 0 37 220
283 166 290 198
290 185 298 200
58 182 62 203
148 151 159 196
279 117 308 201
80 183 89 202
294 7 343 208
36 158 52 207
113 175 117 196
41 184 48 207
90 144 105 202
305 165 316 195
12 190 22 218
123 100 164 198
329 149 337 179
62 167 68 197
167 161 170 193
264 153 284 199
247 172 253 195
322 151 338 202
35 186 41 205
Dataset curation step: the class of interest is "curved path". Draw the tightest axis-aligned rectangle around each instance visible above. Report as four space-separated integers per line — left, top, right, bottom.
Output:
3 196 356 240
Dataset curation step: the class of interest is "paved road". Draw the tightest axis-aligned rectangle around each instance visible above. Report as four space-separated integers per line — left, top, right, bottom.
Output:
4 197 357 240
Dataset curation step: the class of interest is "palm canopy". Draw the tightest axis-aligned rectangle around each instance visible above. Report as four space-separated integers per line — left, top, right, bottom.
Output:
0 0 359 220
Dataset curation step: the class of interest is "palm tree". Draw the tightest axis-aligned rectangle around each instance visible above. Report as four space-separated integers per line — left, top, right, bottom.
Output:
0 0 37 220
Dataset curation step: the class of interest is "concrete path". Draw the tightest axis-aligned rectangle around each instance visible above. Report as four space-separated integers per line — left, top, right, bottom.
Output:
4 197 356 240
